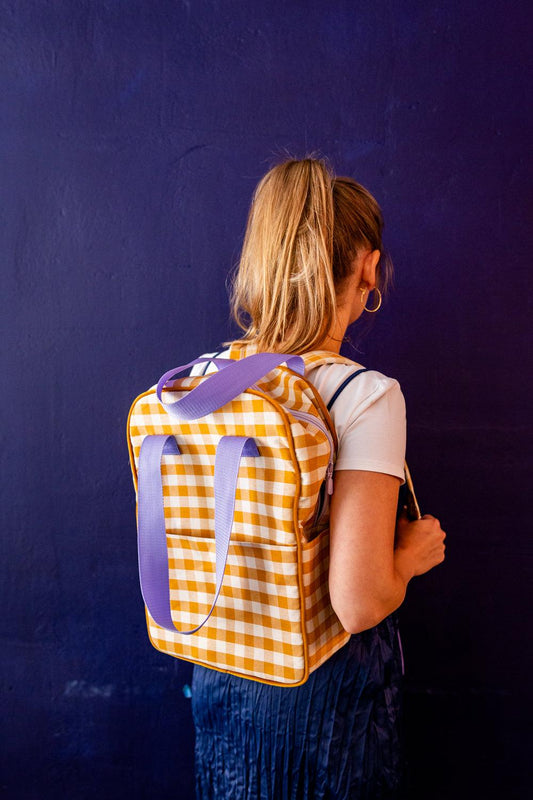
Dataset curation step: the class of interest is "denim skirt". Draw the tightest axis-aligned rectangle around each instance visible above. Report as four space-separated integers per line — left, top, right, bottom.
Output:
191 610 406 800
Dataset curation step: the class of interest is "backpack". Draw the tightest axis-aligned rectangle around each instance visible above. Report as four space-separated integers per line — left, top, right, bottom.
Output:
127 341 380 686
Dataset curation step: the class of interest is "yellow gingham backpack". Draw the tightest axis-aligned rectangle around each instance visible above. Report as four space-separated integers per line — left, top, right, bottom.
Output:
127 341 373 686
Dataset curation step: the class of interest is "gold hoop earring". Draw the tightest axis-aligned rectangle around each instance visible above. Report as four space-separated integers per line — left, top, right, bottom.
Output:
364 288 382 313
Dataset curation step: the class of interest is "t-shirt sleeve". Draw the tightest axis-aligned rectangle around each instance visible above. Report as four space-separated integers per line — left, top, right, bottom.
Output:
189 350 229 376
333 373 407 483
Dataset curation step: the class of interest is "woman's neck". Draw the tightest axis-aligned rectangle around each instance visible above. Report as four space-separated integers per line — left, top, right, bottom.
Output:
311 335 343 354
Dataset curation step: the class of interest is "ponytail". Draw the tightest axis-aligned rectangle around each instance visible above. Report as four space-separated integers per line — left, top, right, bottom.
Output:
225 156 391 354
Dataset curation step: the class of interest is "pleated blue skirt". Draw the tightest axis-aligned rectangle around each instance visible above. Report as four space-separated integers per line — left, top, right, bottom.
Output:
191 611 406 800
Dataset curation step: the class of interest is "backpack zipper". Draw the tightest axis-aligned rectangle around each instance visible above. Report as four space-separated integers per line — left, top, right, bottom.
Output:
290 409 335 496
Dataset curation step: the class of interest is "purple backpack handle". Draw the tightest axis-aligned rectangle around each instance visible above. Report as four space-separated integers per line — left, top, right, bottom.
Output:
156 352 305 420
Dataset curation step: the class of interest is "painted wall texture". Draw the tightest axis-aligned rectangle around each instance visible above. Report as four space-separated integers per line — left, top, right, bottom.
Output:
1 1 531 798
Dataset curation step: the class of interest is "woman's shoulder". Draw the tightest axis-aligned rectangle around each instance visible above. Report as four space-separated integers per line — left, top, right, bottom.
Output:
311 363 406 482
305 360 403 410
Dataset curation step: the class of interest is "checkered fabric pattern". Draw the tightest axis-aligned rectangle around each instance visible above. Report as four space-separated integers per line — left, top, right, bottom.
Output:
127 342 364 685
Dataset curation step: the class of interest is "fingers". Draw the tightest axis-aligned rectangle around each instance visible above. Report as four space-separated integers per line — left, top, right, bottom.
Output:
422 513 444 531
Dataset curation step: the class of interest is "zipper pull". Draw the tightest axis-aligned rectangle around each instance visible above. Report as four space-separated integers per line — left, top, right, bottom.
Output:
326 462 334 495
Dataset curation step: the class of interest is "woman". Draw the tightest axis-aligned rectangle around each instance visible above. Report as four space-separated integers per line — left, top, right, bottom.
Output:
190 157 446 799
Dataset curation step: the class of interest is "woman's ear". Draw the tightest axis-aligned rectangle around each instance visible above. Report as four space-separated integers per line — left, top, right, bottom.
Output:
361 249 380 290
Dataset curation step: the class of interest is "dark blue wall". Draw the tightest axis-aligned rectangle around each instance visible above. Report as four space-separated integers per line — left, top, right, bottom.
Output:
2 1 531 798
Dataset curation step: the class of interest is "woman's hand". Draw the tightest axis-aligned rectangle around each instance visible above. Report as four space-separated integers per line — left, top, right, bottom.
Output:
395 511 446 577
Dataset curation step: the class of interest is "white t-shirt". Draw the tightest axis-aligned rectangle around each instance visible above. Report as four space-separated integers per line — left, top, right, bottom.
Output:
192 349 406 484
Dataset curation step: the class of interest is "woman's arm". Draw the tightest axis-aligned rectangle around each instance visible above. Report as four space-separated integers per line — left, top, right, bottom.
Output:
328 469 412 634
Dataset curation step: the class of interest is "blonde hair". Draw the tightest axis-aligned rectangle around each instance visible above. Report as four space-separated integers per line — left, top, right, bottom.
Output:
224 156 392 354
